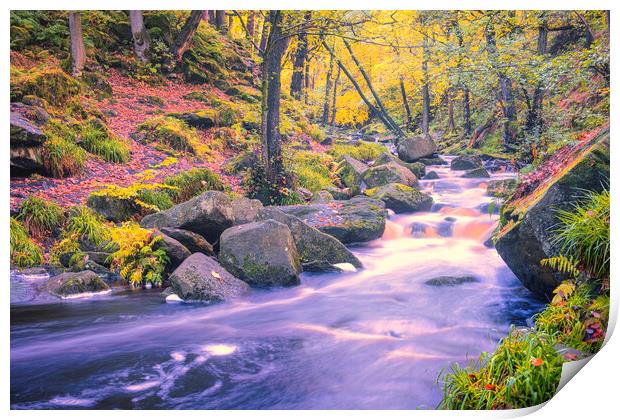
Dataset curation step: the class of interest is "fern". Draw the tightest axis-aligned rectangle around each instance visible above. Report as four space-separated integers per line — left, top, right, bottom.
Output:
540 255 581 278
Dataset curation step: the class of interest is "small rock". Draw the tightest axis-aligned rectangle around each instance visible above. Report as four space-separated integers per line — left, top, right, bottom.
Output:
461 167 490 178
450 155 483 170
425 275 479 287
43 270 110 298
424 171 440 180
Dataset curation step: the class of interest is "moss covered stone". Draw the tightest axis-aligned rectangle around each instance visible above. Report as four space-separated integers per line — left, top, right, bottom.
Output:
361 162 419 189
364 183 433 214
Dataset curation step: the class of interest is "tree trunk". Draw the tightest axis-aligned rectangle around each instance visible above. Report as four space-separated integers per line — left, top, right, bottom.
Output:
261 11 290 186
247 11 255 38
462 87 472 136
68 12 86 77
129 11 150 62
322 50 335 125
259 14 269 55
215 11 226 34
421 37 431 135
172 10 204 62
330 66 340 126
486 20 517 146
290 11 311 99
228 13 234 32
303 62 310 104
447 90 455 133
207 11 216 25
526 21 548 139
342 39 404 137
321 40 395 133
399 76 412 130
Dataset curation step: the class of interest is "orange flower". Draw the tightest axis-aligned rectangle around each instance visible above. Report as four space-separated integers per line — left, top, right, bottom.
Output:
485 384 495 391
531 357 543 367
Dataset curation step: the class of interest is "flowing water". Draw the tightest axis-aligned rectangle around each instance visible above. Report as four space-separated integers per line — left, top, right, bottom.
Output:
10 158 544 409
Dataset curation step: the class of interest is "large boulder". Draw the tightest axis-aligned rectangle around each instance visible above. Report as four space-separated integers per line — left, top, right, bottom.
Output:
10 110 47 177
256 207 362 269
219 220 301 287
140 191 262 243
279 196 387 244
168 253 250 302
153 230 191 270
87 194 155 222
461 167 490 178
338 155 368 188
362 162 419 189
43 270 110 298
450 155 483 170
159 227 214 255
364 183 433 214
396 135 437 162
373 152 426 178
495 129 609 298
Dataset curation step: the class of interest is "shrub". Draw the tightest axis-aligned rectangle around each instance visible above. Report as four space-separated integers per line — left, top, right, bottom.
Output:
49 234 86 269
41 134 86 178
439 328 563 409
534 281 609 354
10 218 44 268
136 116 198 154
80 119 131 163
329 141 388 162
243 161 304 206
64 206 111 246
107 223 169 287
17 196 64 239
552 188 609 279
164 167 225 203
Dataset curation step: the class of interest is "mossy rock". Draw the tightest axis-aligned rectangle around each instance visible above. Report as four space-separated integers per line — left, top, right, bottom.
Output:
495 128 610 298
337 155 369 188
362 162 419 189
374 152 426 178
461 167 490 178
364 183 433 214
11 68 80 107
44 270 110 298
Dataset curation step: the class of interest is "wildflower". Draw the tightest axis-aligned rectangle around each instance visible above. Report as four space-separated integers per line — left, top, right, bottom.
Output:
531 357 543 367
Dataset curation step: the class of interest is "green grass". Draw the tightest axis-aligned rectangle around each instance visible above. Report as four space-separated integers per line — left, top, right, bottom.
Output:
163 167 225 203
41 134 86 178
17 196 64 238
80 120 131 163
10 217 44 268
64 206 111 246
288 151 335 193
439 328 563 409
329 141 388 162
552 188 609 279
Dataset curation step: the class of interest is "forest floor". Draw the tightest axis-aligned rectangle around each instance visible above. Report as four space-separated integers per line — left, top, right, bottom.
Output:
10 69 244 211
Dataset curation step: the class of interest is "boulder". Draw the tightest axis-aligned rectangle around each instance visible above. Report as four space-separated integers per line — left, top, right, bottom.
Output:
338 155 368 188
256 207 362 269
153 231 191 270
219 220 301 286
373 152 426 178
168 110 216 129
487 178 518 198
87 194 154 222
450 155 483 170
362 162 419 189
418 156 448 166
364 183 433 214
43 270 110 298
495 129 609 298
10 110 47 176
140 191 260 243
424 171 440 180
279 196 386 244
326 186 355 200
396 135 437 162
311 190 334 203
168 253 250 302
425 275 479 287
159 227 214 255
461 167 490 178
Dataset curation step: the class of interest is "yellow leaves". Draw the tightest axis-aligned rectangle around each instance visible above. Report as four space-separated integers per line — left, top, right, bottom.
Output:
335 90 369 126
550 281 577 306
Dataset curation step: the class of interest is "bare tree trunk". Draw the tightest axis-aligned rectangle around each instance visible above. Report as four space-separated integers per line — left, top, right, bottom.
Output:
526 20 548 140
290 11 311 99
486 20 517 146
228 13 234 32
303 62 310 104
399 76 412 129
447 90 455 133
421 37 431 135
69 12 86 77
342 39 404 137
330 66 340 126
322 40 396 135
207 11 216 25
261 11 290 186
247 11 255 38
172 10 204 62
215 11 226 34
129 11 150 62
259 14 269 55
322 50 335 125
462 87 472 136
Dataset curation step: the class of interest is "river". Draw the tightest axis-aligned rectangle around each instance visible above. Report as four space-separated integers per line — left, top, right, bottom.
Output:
10 158 544 409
